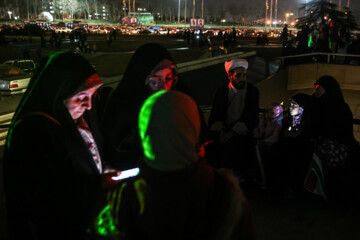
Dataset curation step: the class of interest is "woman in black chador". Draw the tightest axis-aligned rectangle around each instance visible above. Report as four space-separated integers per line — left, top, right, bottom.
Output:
101 43 181 171
311 75 358 202
4 52 104 240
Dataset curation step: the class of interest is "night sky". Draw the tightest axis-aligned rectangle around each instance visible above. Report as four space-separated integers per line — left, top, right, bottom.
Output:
205 0 359 9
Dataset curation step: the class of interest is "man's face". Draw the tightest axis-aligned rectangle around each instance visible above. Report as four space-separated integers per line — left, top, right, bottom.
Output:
229 67 247 89
64 86 98 120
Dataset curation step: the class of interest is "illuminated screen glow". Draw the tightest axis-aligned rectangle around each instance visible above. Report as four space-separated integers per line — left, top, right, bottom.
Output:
111 168 140 181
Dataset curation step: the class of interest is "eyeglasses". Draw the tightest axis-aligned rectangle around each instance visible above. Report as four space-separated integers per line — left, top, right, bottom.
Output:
146 68 179 89
148 75 178 87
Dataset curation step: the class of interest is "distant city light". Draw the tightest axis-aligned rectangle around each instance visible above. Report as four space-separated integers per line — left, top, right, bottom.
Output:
221 19 226 23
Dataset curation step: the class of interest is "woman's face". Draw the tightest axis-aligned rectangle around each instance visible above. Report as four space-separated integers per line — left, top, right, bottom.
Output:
314 84 326 97
146 67 178 93
64 86 98 120
289 101 300 116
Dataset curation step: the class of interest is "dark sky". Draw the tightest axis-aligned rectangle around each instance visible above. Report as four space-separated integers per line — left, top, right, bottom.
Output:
207 0 359 10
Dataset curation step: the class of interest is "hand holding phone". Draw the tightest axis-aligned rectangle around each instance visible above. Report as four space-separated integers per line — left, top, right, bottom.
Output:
101 168 140 189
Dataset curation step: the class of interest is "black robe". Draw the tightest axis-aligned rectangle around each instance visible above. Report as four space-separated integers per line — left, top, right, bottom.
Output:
4 52 103 240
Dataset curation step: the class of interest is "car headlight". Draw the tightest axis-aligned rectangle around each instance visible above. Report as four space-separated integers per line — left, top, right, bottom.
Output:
0 82 8 90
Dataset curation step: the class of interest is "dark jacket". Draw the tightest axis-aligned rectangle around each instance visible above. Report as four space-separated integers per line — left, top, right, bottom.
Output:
4 52 103 240
94 90 254 240
208 82 259 137
93 160 255 240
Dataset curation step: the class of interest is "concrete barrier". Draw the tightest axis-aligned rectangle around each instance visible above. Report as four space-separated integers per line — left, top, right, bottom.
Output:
101 50 257 87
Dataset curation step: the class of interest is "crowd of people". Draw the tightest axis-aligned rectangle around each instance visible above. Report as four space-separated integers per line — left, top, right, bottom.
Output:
3 43 359 240
281 23 358 65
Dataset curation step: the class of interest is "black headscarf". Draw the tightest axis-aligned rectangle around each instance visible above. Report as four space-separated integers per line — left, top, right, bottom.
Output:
292 93 310 111
102 44 176 169
315 75 344 103
7 52 99 150
288 93 311 133
110 43 174 104
312 76 356 146
11 52 97 124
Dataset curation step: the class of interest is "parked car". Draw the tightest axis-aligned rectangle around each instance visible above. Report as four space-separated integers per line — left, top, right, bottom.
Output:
0 64 31 95
3 59 36 73
56 27 72 33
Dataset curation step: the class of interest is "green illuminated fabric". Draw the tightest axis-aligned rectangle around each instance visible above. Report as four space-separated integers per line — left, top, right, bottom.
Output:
133 178 147 216
138 90 166 160
95 182 127 237
138 90 201 171
95 178 149 238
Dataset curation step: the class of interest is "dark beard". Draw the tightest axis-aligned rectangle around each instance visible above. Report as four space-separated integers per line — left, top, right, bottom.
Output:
233 81 245 90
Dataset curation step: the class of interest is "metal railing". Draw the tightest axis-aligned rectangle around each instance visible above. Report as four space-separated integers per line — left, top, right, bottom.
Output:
278 52 360 65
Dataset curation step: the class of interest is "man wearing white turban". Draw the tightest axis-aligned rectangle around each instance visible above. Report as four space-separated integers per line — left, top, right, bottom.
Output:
208 59 259 176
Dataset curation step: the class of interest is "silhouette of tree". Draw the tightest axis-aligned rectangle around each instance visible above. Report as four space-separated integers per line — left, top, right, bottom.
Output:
296 0 358 30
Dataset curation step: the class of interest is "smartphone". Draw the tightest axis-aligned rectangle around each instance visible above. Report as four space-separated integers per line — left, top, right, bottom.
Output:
111 168 140 181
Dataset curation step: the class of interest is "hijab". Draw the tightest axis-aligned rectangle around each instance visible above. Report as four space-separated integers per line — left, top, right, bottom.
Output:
7 52 101 148
138 90 201 171
289 93 310 133
110 43 175 104
315 75 344 104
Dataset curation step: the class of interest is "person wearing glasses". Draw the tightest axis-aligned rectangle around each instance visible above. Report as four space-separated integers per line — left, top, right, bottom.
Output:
101 43 179 171
208 59 259 178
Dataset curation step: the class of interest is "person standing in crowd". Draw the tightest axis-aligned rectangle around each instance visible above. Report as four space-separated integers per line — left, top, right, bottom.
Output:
21 39 30 59
231 28 237 47
93 90 255 240
106 32 112 48
101 43 180 171
208 59 259 177
281 24 289 48
4 52 104 240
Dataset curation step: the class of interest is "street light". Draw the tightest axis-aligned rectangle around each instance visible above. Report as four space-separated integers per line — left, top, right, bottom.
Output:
202 0 204 19
178 0 181 24
8 11 12 19
285 13 289 24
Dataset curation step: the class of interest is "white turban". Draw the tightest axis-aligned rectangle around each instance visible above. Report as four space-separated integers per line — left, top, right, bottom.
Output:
224 59 248 74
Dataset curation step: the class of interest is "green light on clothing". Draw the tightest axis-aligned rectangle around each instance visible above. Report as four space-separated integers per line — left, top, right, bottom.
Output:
138 90 167 160
96 204 119 236
134 178 147 216
308 35 313 47
95 183 128 237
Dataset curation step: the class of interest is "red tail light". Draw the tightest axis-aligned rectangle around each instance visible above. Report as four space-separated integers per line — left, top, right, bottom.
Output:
9 84 18 88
